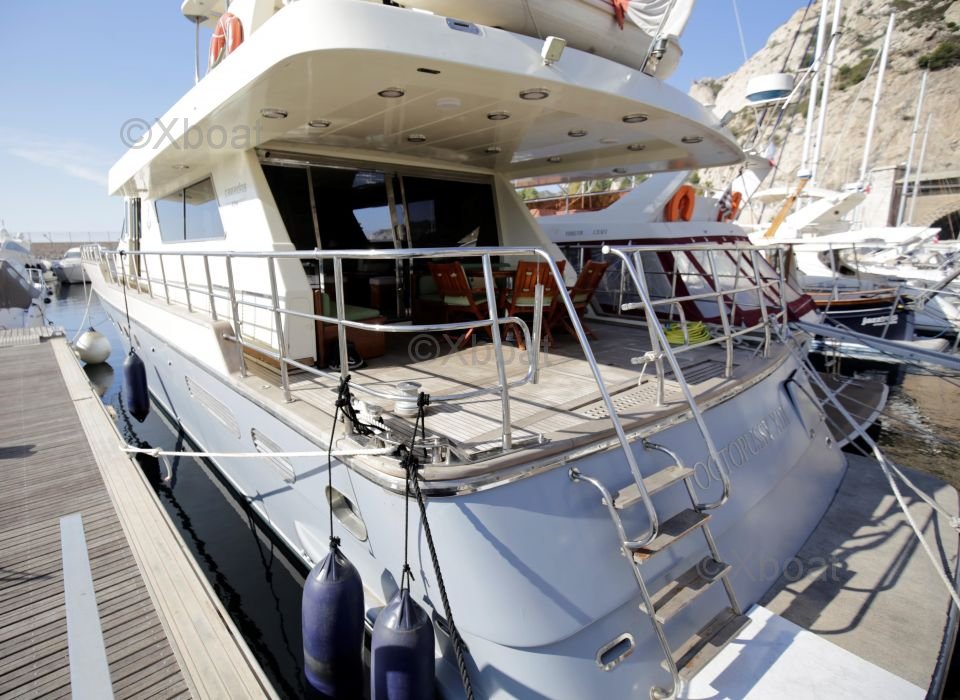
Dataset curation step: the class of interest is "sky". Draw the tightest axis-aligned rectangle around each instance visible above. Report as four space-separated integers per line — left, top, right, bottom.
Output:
0 0 806 236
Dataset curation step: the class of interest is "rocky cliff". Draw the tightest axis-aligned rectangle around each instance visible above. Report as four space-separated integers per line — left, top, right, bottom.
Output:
690 0 960 192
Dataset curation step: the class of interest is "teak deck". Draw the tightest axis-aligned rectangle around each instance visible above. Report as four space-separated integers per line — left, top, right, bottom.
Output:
0 330 275 699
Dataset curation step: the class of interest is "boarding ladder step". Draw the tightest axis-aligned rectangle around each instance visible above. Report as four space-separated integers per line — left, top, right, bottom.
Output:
632 509 709 562
662 607 751 681
641 557 731 624
613 465 694 509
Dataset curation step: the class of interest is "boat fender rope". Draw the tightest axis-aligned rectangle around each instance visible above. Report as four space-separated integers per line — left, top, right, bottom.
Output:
396 393 475 700
327 379 345 545
336 375 375 437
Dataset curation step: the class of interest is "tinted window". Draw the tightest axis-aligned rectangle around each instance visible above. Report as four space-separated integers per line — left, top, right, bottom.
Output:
155 178 224 242
351 171 394 245
184 179 224 240
400 176 497 248
156 191 184 242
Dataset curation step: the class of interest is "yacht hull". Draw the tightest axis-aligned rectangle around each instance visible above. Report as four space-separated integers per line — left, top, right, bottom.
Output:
97 290 846 699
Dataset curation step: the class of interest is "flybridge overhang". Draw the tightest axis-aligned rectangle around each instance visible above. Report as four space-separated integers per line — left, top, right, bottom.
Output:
110 0 741 198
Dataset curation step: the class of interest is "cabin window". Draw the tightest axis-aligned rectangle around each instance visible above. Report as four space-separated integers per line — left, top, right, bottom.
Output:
261 157 499 320
155 177 225 242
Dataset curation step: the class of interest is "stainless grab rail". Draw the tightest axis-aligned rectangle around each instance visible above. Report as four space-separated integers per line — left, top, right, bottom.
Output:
601 243 791 511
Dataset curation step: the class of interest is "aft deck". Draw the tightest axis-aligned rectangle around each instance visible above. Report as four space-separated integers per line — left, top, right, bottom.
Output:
239 317 786 480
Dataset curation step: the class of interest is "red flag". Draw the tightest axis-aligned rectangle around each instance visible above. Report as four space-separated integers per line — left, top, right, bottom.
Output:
612 0 629 29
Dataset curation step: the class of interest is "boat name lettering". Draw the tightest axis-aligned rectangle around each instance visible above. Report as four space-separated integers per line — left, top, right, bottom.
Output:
223 182 248 200
691 406 789 489
861 314 898 326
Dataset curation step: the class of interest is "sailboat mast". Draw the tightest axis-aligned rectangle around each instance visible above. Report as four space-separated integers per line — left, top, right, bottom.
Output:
800 0 830 177
858 12 895 185
896 70 928 226
811 0 843 186
908 113 933 225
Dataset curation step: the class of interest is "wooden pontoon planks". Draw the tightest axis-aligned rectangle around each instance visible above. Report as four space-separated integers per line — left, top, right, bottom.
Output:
50 337 278 700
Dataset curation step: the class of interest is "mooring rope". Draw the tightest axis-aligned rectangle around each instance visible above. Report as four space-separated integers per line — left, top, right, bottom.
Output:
120 445 395 459
779 327 960 612
399 393 475 700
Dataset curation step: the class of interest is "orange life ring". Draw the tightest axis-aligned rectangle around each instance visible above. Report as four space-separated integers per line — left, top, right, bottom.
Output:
664 184 696 222
209 13 244 70
717 191 743 222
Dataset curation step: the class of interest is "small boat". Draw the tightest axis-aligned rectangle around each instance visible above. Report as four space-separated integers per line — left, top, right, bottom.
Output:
54 247 88 284
0 236 45 330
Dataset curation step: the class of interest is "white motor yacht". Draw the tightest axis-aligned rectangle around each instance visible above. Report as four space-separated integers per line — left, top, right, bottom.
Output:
0 235 46 330
54 246 88 284
81 1 956 697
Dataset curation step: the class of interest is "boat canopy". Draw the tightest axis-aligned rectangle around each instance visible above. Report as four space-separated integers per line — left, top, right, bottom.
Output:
113 1 740 198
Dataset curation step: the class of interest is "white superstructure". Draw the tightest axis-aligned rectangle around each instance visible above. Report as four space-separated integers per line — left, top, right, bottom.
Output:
81 1 954 697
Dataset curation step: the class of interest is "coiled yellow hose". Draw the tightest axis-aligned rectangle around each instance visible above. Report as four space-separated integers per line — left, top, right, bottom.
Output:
664 321 711 346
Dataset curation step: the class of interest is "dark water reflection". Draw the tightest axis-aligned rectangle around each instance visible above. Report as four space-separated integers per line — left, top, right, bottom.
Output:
45 283 317 699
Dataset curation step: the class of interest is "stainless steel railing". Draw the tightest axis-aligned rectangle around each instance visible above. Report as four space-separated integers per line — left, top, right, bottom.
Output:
84 241 797 546
602 242 791 511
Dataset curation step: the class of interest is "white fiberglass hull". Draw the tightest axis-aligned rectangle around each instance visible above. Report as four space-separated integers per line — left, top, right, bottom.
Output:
96 282 845 699
56 261 87 284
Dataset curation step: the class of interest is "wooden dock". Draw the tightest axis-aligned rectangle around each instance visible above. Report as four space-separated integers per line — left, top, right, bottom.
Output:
0 328 276 699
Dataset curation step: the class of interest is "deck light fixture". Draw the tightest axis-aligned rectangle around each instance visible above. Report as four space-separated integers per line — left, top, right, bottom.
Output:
612 168 628 174
568 129 588 138
378 87 405 98
485 146 502 154
519 88 550 101
681 136 703 144
308 119 331 129
407 134 427 143
260 108 288 119
541 36 567 65
622 113 648 124
627 143 646 151
487 111 511 121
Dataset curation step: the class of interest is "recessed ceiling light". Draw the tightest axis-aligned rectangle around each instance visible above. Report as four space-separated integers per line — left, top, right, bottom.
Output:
622 113 649 124
519 88 550 101
378 87 405 98
600 137 620 145
547 156 562 163
260 108 288 119
437 97 462 110
407 134 427 143
487 111 511 121
568 129 588 138
172 164 190 170
612 168 628 174
681 135 703 144
308 119 331 129
485 146 502 154
627 143 646 151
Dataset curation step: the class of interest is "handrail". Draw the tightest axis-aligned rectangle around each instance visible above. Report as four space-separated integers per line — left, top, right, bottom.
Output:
85 243 665 544
94 248 538 404
605 244 749 511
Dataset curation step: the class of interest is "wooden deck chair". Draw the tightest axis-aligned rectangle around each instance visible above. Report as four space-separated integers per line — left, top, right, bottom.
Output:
502 259 566 348
428 261 490 348
548 260 610 340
